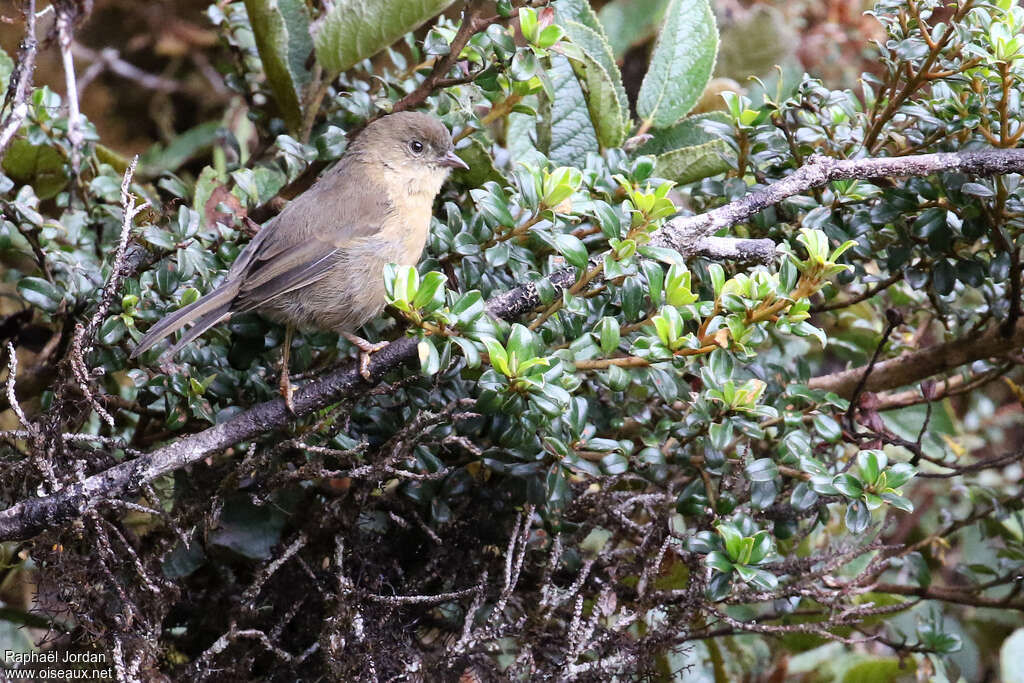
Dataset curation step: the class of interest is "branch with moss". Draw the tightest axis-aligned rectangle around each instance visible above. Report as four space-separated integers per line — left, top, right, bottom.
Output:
3 148 1024 541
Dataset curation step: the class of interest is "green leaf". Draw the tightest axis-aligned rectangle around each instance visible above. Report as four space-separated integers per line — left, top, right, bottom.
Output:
418 338 441 376
636 0 718 129
243 0 313 133
813 413 842 442
716 523 743 561
99 317 127 345
857 449 885 484
708 263 725 296
450 290 485 326
412 271 447 311
597 317 620 355
886 463 915 489
636 112 729 155
881 492 914 513
17 277 64 313
790 482 818 510
451 336 481 368
845 500 871 534
748 530 772 564
507 324 538 363
597 0 671 58
209 495 288 560
0 46 13 92
654 138 731 185
2 138 68 200
706 550 733 574
482 337 511 376
1001 628 1024 683
545 464 571 514
451 137 508 188
544 55 599 167
312 0 454 76
746 458 779 483
519 7 539 43
553 232 589 269
832 473 863 499
555 10 630 148
142 121 221 174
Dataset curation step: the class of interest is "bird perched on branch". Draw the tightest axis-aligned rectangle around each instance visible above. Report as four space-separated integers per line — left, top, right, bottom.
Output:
131 111 468 411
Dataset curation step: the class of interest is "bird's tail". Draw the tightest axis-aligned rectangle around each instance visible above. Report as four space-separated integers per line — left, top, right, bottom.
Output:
130 282 239 359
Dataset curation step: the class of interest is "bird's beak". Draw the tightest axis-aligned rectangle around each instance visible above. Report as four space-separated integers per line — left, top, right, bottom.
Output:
440 150 469 170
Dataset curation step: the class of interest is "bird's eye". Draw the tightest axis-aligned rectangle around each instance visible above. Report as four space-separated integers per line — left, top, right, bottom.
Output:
409 140 424 154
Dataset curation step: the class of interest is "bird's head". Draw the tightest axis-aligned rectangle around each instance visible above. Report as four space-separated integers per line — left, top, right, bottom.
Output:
353 111 468 197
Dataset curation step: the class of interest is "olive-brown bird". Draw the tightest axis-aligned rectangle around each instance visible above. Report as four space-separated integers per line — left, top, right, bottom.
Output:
131 111 468 409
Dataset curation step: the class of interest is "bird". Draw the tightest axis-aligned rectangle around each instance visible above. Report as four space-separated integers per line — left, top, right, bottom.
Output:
130 111 469 411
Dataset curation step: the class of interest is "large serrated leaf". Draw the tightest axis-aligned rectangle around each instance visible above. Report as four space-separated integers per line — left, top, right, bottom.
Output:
637 0 718 129
543 55 599 167
654 138 731 185
244 0 313 133
561 23 629 148
636 111 729 156
554 0 630 148
597 0 671 58
312 0 454 76
552 0 603 32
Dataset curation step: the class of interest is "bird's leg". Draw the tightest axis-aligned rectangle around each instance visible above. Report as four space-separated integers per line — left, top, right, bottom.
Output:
279 323 296 413
341 331 388 381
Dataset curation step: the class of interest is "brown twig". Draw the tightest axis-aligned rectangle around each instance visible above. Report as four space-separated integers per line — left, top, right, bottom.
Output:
391 4 503 115
4 149 1024 540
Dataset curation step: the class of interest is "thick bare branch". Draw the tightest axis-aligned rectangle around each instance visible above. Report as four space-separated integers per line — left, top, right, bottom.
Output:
3 148 1024 541
809 316 1024 398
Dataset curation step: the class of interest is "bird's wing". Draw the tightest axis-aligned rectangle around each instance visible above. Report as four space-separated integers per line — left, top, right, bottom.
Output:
229 163 395 312
232 237 342 312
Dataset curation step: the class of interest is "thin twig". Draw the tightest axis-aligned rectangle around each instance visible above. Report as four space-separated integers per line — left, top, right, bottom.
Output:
5 149 1024 540
67 156 145 428
55 0 87 182
0 0 38 160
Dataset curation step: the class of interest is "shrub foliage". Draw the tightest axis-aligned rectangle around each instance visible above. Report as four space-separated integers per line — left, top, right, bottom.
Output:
0 0 1023 680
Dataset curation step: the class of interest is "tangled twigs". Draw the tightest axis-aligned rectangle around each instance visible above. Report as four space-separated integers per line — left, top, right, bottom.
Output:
3 148 1024 541
68 156 145 427
391 2 507 115
5 342 56 487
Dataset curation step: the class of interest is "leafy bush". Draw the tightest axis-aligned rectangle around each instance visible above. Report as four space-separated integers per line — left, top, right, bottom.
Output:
0 0 1023 680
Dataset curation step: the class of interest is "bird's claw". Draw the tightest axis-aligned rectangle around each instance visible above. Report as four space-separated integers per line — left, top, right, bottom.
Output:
357 341 389 381
279 373 296 414
343 332 388 381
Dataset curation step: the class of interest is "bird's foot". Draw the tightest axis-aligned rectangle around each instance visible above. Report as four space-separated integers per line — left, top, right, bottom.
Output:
279 368 296 414
342 332 389 381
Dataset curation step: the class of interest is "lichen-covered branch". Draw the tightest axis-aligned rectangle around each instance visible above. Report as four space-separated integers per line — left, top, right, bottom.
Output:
2 148 1024 542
